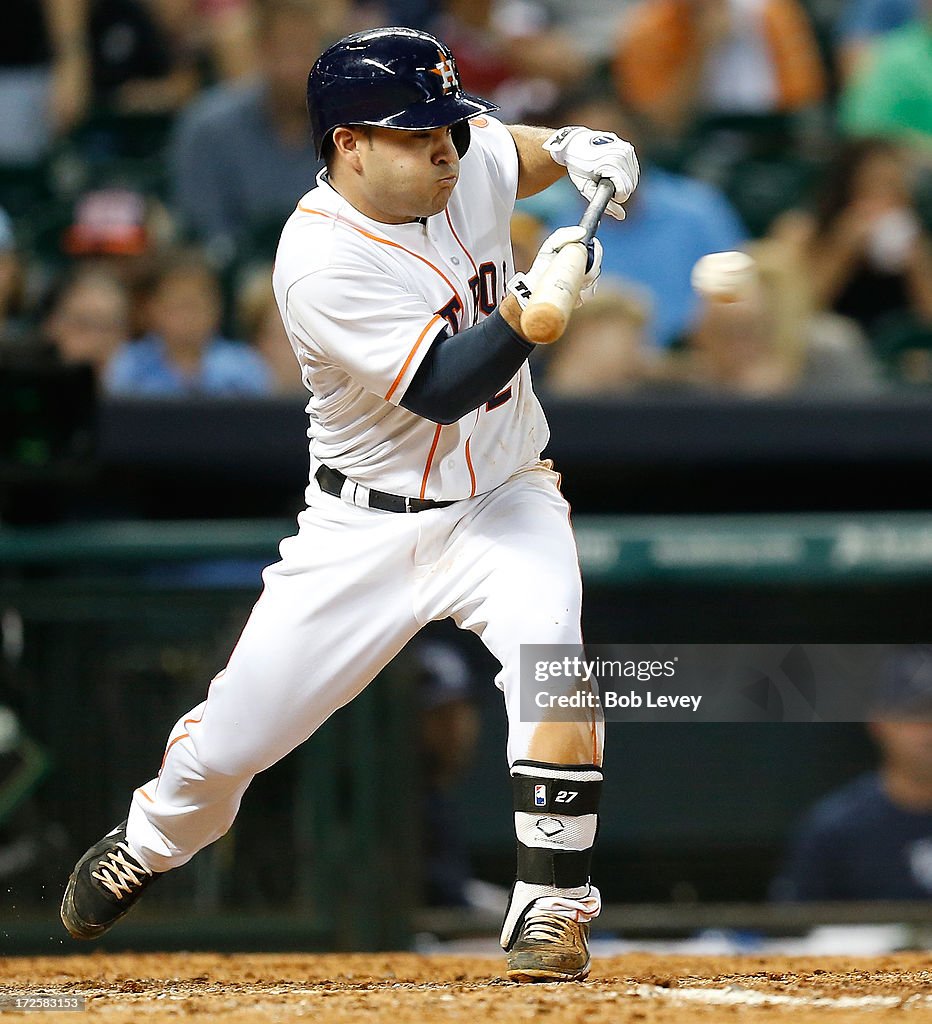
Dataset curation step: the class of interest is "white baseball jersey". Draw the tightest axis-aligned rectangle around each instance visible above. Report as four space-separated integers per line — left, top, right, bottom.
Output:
272 116 550 501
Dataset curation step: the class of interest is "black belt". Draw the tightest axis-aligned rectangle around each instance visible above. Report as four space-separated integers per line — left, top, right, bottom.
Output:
315 464 456 513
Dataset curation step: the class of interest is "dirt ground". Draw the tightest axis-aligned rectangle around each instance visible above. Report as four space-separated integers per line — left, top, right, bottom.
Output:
3 952 932 1022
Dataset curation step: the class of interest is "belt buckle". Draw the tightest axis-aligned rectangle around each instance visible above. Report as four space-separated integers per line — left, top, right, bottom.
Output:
404 496 412 513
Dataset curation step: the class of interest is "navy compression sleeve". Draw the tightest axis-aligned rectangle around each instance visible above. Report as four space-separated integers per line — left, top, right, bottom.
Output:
400 309 533 424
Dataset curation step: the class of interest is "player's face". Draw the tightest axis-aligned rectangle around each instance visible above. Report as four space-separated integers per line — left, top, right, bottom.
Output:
354 126 460 223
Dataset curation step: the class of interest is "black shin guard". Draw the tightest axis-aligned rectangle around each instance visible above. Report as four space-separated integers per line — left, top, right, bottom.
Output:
500 760 603 949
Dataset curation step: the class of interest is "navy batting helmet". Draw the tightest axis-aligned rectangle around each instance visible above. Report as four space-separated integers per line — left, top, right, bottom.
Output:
306 27 499 159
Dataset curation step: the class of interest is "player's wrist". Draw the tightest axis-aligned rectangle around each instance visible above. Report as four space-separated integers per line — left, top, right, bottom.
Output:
499 293 533 342
542 126 588 167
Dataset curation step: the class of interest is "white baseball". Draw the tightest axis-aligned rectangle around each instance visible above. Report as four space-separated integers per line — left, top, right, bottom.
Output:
691 251 757 303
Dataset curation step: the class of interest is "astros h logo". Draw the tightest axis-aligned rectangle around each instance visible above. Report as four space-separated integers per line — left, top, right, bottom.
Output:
431 50 459 93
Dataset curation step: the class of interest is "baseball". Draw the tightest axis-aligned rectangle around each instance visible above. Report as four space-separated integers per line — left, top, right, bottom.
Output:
691 251 757 303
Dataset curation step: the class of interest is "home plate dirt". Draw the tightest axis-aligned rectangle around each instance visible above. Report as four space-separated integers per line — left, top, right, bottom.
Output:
3 952 932 1022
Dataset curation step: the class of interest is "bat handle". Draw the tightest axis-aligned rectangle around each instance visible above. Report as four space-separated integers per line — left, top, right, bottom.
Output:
517 178 617 345
579 178 616 245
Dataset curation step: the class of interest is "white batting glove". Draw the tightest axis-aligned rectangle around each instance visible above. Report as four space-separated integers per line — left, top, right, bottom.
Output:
507 226 603 310
543 126 639 221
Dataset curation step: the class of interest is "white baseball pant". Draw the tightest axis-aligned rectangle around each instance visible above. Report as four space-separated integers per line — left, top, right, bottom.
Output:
126 460 603 875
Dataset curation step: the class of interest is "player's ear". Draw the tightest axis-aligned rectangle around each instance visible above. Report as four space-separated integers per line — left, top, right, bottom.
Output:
331 127 366 172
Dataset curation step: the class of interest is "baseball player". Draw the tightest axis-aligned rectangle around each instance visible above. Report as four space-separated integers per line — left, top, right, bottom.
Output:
60 27 638 982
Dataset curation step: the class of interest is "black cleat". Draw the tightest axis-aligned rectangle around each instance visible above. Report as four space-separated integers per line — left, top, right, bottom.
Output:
60 821 157 939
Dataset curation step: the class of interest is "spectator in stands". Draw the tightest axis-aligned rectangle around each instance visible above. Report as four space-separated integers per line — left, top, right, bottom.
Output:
534 0 633 65
0 0 198 162
613 0 827 141
43 265 131 379
775 138 932 339
773 646 932 900
0 208 30 350
152 0 257 82
428 0 586 123
0 0 91 163
678 239 882 395
154 0 351 84
236 264 305 395
106 250 272 395
61 187 174 338
519 96 748 348
839 0 932 147
169 0 330 260
835 0 920 82
542 284 659 397
63 188 157 262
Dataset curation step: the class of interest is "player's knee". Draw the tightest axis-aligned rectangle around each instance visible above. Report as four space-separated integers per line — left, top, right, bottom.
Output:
519 605 582 647
184 731 266 780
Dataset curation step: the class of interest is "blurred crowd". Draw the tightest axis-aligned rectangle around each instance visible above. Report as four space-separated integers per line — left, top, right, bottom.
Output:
1 0 932 400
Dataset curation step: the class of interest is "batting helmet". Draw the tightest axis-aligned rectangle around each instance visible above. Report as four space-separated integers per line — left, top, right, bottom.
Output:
306 27 499 159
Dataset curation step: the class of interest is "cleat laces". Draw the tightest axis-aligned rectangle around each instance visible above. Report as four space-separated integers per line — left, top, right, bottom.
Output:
91 842 152 899
522 910 577 943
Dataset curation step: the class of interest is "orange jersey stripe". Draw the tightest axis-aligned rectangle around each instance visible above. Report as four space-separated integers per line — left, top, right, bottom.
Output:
421 423 443 499
464 438 476 497
299 206 464 310
298 206 460 401
385 313 443 402
464 408 480 497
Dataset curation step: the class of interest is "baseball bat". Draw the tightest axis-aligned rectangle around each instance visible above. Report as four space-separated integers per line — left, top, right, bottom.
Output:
520 178 616 345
